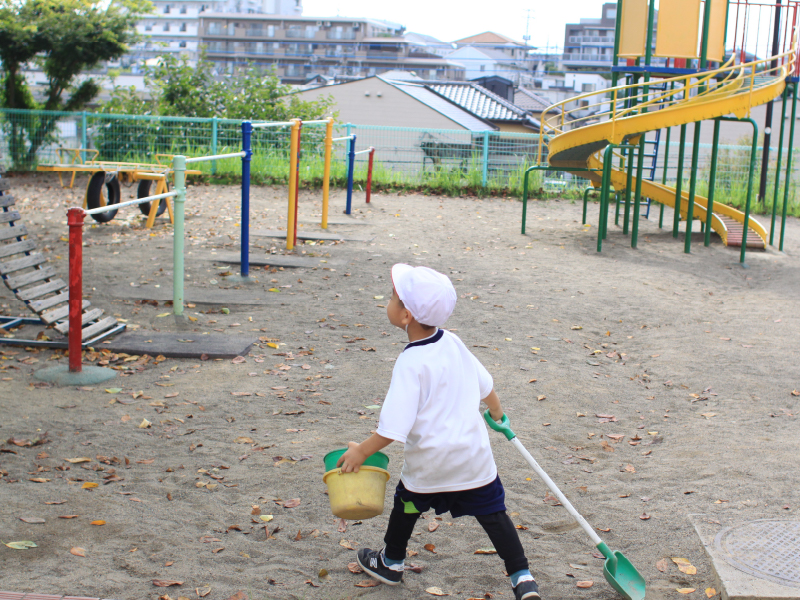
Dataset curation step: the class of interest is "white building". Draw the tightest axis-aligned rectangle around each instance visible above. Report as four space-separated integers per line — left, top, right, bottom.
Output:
128 0 302 65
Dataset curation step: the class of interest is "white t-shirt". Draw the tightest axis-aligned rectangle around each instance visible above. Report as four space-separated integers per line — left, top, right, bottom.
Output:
376 329 497 494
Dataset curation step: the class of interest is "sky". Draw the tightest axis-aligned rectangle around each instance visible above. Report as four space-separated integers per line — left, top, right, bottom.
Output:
301 0 610 52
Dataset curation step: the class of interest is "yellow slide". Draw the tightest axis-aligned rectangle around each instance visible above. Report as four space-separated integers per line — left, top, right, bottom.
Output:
539 44 796 249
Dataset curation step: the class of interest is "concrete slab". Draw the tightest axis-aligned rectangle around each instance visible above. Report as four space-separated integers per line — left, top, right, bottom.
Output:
298 218 370 226
108 286 275 305
209 253 331 269
101 332 256 359
251 229 374 242
691 515 800 600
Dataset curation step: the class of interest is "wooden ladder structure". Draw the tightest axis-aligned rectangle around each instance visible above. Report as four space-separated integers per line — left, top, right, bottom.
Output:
0 176 125 347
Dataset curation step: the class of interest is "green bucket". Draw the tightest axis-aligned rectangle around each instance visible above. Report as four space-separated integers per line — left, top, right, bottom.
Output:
324 448 390 472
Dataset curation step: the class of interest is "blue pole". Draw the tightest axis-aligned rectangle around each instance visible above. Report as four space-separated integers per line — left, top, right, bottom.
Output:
211 116 218 175
241 121 252 278
345 135 356 215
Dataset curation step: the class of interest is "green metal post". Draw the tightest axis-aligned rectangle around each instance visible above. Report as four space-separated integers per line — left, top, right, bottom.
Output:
522 168 530 234
80 111 87 163
482 131 490 188
699 0 713 67
673 125 687 237
598 145 616 250
583 187 594 224
610 0 624 87
172 155 187 315
718 117 758 264
704 119 721 247
770 87 788 245
632 135 646 248
624 147 634 232
659 114 672 228
684 121 703 253
211 116 218 175
780 82 797 252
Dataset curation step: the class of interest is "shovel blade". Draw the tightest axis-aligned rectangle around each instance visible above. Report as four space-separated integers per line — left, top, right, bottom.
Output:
604 550 646 600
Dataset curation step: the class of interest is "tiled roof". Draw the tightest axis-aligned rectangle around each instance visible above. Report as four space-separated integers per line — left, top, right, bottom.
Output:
514 87 562 114
391 82 497 131
454 31 522 45
426 82 539 128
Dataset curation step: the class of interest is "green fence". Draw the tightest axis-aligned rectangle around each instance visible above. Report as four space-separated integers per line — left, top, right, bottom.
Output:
0 108 797 210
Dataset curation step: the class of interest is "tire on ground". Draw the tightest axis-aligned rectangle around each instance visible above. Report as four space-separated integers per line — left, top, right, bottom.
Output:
137 180 169 217
85 172 121 223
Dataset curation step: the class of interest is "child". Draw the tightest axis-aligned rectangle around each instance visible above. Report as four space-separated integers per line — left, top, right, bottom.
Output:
338 264 540 600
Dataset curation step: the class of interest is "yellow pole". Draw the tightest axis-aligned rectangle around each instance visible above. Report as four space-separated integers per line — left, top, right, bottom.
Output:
287 119 300 250
322 117 334 229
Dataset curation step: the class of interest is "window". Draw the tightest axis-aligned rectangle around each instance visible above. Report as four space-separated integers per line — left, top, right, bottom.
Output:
163 23 170 31
480 64 485 71
163 4 170 13
180 23 186 31
180 5 186 13
582 83 595 92
179 40 187 47
606 7 617 19
144 22 153 31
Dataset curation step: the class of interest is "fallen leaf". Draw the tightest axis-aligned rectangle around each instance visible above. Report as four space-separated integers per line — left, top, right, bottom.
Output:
339 539 355 550
571 325 583 330
233 437 254 444
474 547 497 554
196 588 211 598
5 541 38 550
65 457 91 464
28 478 50 483
428 520 439 532
426 587 449 596
81 482 99 489
91 520 106 526
355 580 380 588
259 515 273 522
231 356 246 364
105 388 123 394
70 547 86 557
576 581 593 588
672 557 697 575
677 589 696 594
152 580 184 587
347 562 363 574
283 498 301 508
706 588 717 598
656 558 669 572
640 513 650 520
19 517 46 524
138 419 151 429
424 543 437 553
59 515 79 519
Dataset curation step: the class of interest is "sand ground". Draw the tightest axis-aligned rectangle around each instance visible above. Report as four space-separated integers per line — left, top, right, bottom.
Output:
1 172 798 600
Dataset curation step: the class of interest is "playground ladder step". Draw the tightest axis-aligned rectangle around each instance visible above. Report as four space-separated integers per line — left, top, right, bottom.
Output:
717 215 766 249
0 210 22 224
0 239 36 259
0 178 122 345
16 279 67 302
40 300 90 325
54 307 104 334
0 224 28 242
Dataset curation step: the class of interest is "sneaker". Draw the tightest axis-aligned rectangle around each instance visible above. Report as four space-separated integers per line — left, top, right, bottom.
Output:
513 577 541 600
356 547 403 586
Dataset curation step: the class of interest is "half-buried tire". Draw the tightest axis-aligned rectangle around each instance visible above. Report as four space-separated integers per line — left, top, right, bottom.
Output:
86 172 121 223
137 179 169 217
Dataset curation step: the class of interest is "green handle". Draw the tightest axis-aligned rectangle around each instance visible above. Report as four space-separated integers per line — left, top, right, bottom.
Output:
483 409 516 441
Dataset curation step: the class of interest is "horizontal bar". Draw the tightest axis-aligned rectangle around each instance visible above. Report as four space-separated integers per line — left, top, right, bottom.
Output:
353 149 373 155
302 120 330 125
186 151 246 164
332 136 355 142
251 121 294 129
82 191 178 215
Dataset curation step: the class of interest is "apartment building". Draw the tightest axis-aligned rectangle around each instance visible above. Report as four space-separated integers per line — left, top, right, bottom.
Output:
447 32 536 85
129 0 301 64
197 15 465 82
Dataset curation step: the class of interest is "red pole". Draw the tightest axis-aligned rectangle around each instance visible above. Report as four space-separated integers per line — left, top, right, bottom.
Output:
67 207 85 373
294 121 302 249
366 147 375 204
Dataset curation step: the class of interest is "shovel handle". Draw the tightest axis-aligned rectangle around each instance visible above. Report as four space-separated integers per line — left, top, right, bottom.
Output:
483 410 516 440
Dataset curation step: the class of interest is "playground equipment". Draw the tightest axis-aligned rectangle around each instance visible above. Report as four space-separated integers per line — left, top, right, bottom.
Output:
525 0 800 266
0 175 125 351
36 151 202 228
333 133 376 215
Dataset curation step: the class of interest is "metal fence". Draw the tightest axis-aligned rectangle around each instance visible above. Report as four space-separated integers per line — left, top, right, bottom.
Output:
0 108 795 198
0 108 545 186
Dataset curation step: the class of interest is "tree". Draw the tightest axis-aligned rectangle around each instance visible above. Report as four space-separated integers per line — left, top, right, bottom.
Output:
0 0 150 167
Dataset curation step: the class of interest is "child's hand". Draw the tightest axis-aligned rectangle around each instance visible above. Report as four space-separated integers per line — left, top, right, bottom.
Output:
337 441 367 473
489 406 504 423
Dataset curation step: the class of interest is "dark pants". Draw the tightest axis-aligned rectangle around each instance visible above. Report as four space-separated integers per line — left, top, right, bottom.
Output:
383 495 529 575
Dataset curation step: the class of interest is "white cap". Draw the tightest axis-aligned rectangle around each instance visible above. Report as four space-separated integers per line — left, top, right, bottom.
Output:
391 264 457 327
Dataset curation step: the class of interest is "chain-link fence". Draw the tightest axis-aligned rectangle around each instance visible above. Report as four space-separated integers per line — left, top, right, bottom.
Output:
0 108 796 208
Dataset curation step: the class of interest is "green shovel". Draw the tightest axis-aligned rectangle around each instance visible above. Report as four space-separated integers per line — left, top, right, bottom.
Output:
484 410 646 600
